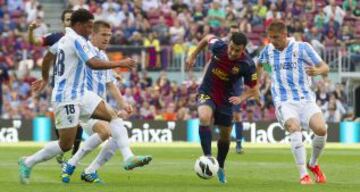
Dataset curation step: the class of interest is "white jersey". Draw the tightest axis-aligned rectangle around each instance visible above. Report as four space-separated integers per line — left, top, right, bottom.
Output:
85 44 114 99
51 27 95 103
258 38 323 104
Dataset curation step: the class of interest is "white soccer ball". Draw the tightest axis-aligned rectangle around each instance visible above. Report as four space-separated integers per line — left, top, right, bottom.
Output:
194 156 219 179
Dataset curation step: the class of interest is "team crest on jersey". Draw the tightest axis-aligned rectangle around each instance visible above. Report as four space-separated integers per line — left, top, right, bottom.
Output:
231 66 240 74
67 115 74 124
82 45 90 53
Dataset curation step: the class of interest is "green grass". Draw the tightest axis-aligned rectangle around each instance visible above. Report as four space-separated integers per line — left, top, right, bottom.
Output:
1 143 359 192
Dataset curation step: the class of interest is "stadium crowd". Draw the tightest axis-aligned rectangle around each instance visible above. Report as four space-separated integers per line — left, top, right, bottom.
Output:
0 0 359 122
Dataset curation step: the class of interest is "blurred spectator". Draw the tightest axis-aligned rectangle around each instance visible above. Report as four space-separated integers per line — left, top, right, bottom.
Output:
323 0 346 25
102 0 120 12
207 1 225 30
72 0 89 10
0 62 9 115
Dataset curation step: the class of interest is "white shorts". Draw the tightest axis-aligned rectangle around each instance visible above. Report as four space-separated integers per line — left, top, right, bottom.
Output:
53 91 103 129
275 100 322 130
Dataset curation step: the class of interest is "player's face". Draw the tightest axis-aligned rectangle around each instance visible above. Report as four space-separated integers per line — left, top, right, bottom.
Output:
79 20 94 37
268 30 287 50
63 13 72 28
227 41 244 60
92 27 112 50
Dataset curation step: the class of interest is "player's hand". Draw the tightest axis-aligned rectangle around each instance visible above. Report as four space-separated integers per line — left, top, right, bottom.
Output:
185 56 196 71
114 73 122 81
305 66 320 76
29 21 40 30
120 58 137 69
123 104 133 114
31 79 48 94
229 96 243 105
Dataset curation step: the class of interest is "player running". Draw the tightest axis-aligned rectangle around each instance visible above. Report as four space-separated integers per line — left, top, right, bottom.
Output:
186 32 259 184
18 9 151 184
28 9 83 164
257 20 328 184
61 20 151 184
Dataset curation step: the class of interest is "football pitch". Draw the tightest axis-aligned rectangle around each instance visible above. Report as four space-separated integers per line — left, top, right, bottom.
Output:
0 142 359 192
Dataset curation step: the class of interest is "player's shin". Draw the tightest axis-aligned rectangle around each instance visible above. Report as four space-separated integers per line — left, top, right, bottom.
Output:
217 139 230 169
68 133 102 166
109 118 134 161
25 141 64 167
290 132 308 178
199 125 212 156
85 138 117 173
309 134 327 167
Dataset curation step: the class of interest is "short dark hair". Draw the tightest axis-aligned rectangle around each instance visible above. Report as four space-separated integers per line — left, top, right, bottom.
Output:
93 20 111 32
230 32 247 46
70 9 94 26
61 9 73 22
268 20 287 33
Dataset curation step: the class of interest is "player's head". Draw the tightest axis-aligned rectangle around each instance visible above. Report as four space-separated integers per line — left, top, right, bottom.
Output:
267 20 287 50
61 9 73 28
91 20 112 50
71 9 94 38
227 32 247 60
229 24 240 34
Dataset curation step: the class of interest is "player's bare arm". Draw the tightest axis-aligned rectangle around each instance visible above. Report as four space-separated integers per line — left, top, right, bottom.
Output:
228 85 259 105
31 51 56 93
28 21 43 46
106 82 133 114
186 34 215 70
86 57 136 70
305 61 330 76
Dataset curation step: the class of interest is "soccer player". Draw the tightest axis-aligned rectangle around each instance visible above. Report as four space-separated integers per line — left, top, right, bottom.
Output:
61 20 151 184
28 9 83 164
257 20 328 184
222 25 247 154
18 9 151 184
186 32 259 184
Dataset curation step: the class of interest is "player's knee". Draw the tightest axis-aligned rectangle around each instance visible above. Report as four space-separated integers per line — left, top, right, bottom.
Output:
284 121 301 133
98 129 111 141
59 142 73 152
199 114 212 125
312 125 327 136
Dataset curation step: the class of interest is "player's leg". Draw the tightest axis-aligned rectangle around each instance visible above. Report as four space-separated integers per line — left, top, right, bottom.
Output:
233 109 244 153
62 120 110 183
214 110 232 184
72 125 83 156
276 102 311 184
198 105 214 156
306 105 327 183
85 91 151 171
19 103 79 184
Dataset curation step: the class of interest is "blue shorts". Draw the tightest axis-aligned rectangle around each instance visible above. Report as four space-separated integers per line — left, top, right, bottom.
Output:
197 93 233 127
232 104 241 112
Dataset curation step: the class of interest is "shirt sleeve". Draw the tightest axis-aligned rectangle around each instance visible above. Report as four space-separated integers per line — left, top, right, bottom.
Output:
42 32 63 46
257 45 269 66
243 62 257 88
48 42 59 55
208 37 225 55
302 42 322 66
74 39 95 63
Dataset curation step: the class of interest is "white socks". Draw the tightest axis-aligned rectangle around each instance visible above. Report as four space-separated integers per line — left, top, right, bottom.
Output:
109 118 134 161
68 133 102 167
24 141 63 167
309 134 327 167
290 132 307 178
85 138 117 174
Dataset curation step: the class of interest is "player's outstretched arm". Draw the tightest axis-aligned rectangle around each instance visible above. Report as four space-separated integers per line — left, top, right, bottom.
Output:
229 85 260 105
186 34 215 71
107 82 132 112
305 61 329 76
28 21 43 46
31 51 56 93
86 57 137 70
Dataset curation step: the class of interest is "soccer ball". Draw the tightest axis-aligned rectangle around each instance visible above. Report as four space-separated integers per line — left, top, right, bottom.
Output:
194 156 219 179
